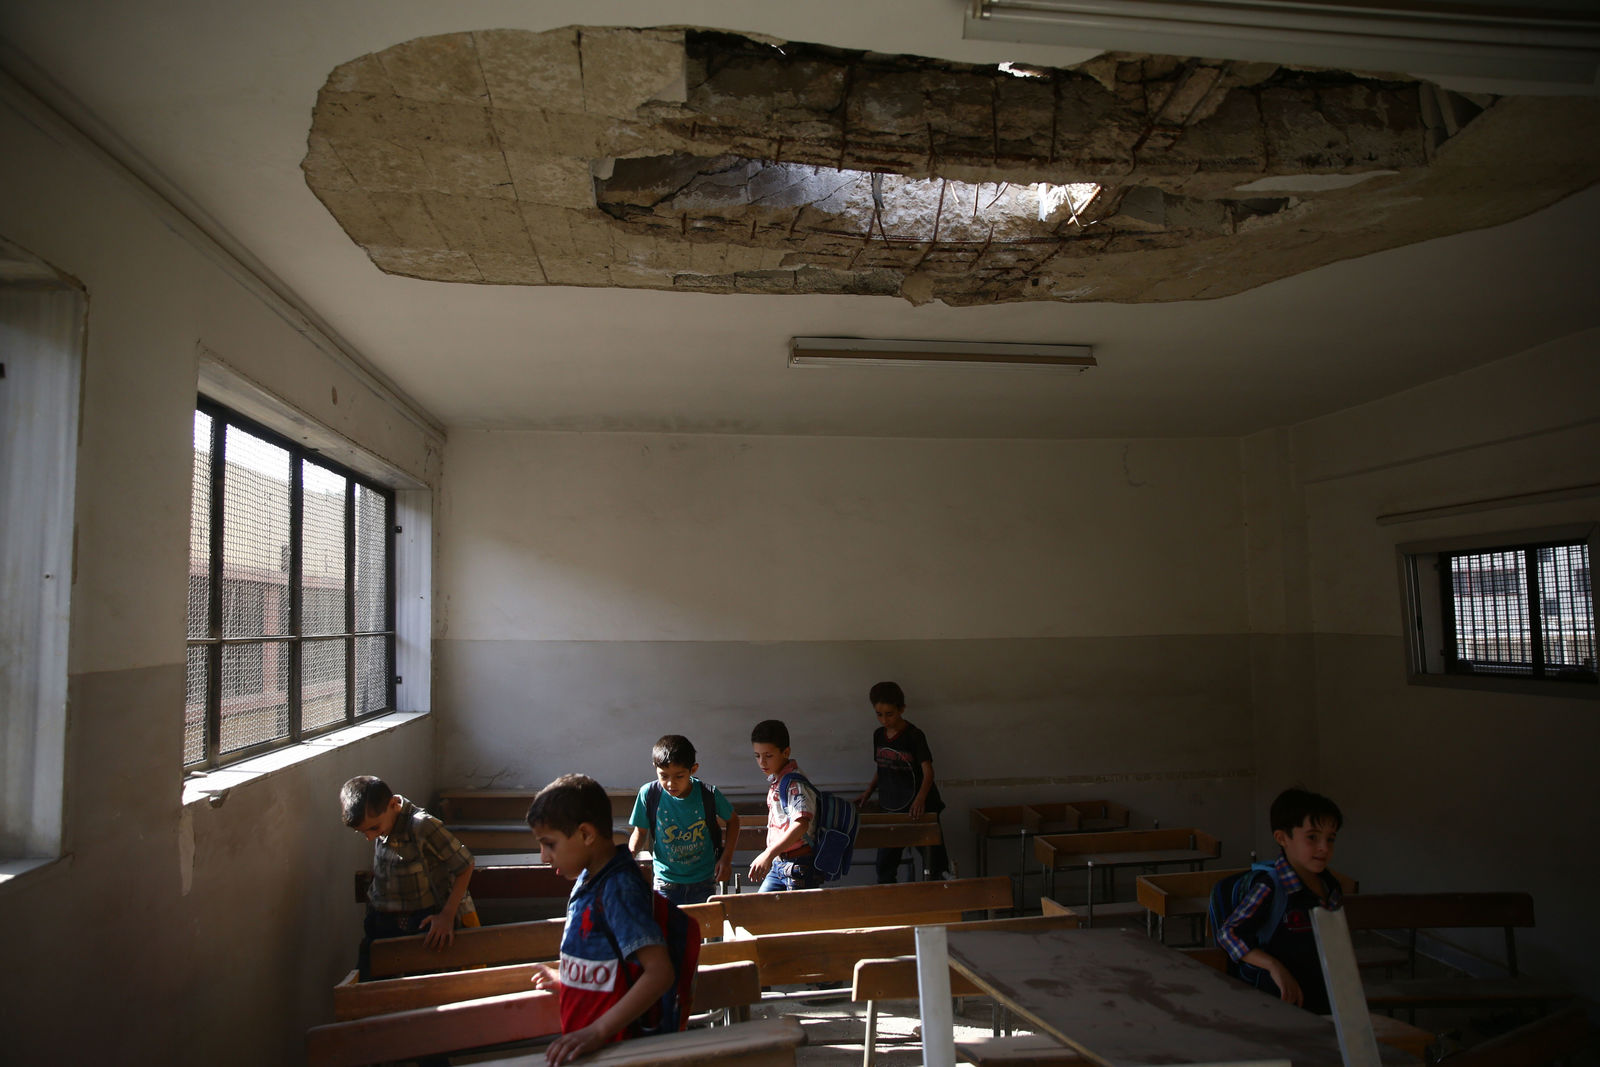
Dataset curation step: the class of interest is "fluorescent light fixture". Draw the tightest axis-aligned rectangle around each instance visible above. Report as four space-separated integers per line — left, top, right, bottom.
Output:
964 0 1600 90
790 337 1096 371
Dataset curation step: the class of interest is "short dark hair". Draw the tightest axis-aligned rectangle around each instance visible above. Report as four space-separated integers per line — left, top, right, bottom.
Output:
652 734 697 769
869 681 905 708
1270 787 1343 835
750 719 790 749
525 773 611 836
340 775 392 827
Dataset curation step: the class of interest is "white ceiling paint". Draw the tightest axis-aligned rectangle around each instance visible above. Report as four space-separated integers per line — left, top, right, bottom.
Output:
1 0 1596 438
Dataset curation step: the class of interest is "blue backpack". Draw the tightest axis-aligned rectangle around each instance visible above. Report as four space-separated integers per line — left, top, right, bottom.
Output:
1208 863 1286 986
777 770 860 880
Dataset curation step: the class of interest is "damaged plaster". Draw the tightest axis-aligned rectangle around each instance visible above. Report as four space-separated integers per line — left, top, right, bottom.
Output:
303 27 1600 304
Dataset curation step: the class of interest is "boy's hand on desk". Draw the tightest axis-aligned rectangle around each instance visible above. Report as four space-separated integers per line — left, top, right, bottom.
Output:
908 797 926 817
419 910 456 949
715 854 734 883
530 963 559 991
545 1023 606 1065
854 792 871 809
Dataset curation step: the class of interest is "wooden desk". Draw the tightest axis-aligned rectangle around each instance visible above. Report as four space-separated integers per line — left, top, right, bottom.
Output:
942 927 1409 1067
1034 828 1220 903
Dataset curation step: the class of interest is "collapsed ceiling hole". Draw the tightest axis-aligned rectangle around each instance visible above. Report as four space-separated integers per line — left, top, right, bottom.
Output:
302 27 1600 304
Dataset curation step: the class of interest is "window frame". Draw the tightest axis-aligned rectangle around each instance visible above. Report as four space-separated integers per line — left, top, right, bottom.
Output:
187 396 397 770
1397 522 1599 699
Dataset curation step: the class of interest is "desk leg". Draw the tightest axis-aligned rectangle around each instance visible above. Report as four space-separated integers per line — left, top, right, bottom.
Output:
915 925 957 1067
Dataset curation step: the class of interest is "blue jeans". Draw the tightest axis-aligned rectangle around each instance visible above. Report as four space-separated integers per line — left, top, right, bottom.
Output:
654 878 716 905
760 856 821 892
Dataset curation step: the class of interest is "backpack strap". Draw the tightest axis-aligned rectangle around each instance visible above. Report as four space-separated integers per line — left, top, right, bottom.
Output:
1250 861 1291 947
698 781 723 857
644 781 663 847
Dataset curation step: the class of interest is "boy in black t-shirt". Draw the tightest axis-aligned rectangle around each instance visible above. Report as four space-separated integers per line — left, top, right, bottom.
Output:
854 681 952 883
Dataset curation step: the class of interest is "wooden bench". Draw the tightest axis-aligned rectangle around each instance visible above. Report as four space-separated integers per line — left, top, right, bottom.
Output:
352 858 652 905
1342 892 1573 1011
436 787 636 822
1134 867 1360 944
969 801 1129 879
1037 895 1147 929
307 988 560 1067
333 958 761 1024
469 1015 809 1067
1440 1006 1591 1067
367 899 725 977
700 912 1083 988
714 876 1012 937
1034 827 1220 902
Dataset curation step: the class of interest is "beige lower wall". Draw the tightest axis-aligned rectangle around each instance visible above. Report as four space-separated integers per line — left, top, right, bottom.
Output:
1313 633 1600 1002
0 666 437 1065
435 633 1261 880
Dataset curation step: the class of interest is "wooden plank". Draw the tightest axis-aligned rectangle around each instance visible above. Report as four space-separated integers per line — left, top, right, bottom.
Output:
1362 977 1574 1007
713 876 1011 935
733 913 1082 986
453 824 632 852
1134 868 1358 919
944 927 1409 1067
1024 803 1083 834
305 988 560 1067
1342 892 1535 931
470 1015 807 1067
954 1034 1087 1066
335 962 546 1020
970 805 1041 836
851 955 988 999
369 916 565 977
1033 828 1220 867
369 898 725 977
436 788 635 822
1437 1006 1590 1067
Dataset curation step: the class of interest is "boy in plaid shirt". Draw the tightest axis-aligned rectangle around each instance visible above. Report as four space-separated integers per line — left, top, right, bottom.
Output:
341 775 476 978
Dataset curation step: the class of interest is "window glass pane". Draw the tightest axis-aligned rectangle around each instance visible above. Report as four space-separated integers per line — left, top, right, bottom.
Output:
185 645 208 764
1538 544 1595 675
301 461 348 636
221 426 291 638
355 484 388 632
1450 549 1531 673
302 637 347 731
219 640 289 753
355 634 390 716
188 411 213 639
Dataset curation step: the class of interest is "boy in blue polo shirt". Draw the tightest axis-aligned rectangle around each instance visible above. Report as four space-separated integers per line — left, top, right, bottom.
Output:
527 774 677 1066
627 734 742 905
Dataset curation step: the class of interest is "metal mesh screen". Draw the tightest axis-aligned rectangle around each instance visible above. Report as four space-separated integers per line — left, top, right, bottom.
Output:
188 411 213 640
1538 543 1595 673
302 461 348 635
356 635 390 716
219 640 289 753
221 426 291 639
1451 549 1531 671
355 483 388 632
185 644 208 764
302 637 348 731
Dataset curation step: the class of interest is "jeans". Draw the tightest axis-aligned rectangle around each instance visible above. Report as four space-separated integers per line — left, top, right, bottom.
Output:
759 855 822 891
654 878 717 905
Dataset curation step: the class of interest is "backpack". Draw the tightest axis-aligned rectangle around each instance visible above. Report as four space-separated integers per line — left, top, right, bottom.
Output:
589 860 701 1038
1207 862 1286 986
777 770 860 880
643 780 723 858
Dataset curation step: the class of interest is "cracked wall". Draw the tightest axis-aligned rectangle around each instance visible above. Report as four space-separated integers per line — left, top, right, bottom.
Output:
303 27 1600 304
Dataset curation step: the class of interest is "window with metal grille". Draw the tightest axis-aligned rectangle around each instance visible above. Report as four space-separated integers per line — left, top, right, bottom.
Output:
186 399 395 768
1400 527 1597 693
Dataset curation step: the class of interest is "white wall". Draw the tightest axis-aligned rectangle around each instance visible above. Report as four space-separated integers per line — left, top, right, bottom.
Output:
435 429 1260 871
0 84 442 1064
1249 328 1600 1000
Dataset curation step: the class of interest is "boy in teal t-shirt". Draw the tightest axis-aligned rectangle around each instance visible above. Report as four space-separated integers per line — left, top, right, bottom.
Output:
627 735 742 905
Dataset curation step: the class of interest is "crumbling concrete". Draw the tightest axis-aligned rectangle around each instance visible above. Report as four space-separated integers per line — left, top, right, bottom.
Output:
303 27 1600 304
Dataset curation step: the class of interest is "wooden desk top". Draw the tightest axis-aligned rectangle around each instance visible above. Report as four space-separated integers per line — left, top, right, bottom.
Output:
1059 847 1217 870
945 927 1409 1067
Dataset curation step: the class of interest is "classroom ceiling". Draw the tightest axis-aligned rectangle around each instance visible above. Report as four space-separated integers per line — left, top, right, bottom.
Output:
2 1 1599 439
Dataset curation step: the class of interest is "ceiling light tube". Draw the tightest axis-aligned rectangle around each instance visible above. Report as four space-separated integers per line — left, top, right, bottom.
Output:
790 337 1096 371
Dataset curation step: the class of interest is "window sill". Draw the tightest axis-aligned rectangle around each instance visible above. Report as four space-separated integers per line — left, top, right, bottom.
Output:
182 709 430 808
1407 673 1599 700
0 854 72 892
